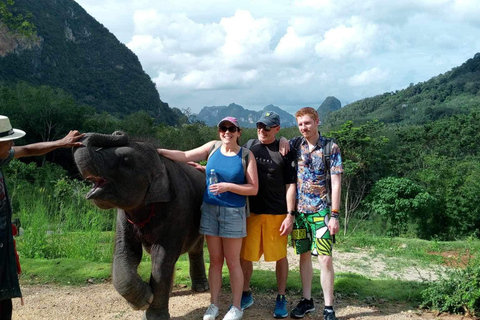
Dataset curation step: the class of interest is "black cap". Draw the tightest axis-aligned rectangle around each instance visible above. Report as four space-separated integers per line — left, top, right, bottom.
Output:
256 111 280 127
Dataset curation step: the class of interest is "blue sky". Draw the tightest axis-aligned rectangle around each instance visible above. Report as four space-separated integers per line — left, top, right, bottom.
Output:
75 0 480 114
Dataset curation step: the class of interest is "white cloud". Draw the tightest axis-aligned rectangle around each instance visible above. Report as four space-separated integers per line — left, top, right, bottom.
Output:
314 17 381 60
277 69 315 86
347 67 389 86
274 27 307 61
75 0 480 113
127 35 164 54
294 0 333 10
219 10 276 65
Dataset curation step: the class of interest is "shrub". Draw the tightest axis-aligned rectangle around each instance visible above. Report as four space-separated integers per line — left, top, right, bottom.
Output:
421 259 480 316
364 177 436 237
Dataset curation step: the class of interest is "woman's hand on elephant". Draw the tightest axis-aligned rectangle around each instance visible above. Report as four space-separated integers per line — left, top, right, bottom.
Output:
208 182 229 195
187 162 206 173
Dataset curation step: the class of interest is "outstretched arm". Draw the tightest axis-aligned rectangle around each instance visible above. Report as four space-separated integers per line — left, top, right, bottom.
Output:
13 130 84 159
157 141 214 163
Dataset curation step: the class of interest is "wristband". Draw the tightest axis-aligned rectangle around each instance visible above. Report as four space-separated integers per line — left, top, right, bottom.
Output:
288 211 296 216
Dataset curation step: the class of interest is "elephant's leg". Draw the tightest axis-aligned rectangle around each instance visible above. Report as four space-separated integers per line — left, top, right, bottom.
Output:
113 211 153 310
143 245 178 320
188 237 209 292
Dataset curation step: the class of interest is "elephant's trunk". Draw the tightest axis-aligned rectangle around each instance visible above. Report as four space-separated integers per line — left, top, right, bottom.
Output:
73 131 129 180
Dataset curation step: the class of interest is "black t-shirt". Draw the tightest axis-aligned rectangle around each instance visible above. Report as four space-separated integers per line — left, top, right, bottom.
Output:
246 139 296 215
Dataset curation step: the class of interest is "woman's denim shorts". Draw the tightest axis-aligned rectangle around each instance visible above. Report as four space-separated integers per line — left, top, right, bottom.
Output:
199 202 246 238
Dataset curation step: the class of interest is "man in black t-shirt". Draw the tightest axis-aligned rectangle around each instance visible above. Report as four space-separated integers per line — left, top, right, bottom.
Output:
240 111 296 319
0 115 83 320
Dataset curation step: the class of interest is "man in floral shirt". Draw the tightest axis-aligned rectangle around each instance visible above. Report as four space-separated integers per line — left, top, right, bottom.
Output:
289 107 343 320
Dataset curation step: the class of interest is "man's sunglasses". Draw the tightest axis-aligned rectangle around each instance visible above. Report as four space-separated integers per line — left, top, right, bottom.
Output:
256 123 278 131
219 126 238 133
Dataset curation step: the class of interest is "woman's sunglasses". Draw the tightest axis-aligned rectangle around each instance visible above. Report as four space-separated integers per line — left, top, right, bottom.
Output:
219 126 238 133
256 123 278 132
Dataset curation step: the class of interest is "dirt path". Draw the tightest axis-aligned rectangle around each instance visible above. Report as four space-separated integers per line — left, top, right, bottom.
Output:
12 248 471 320
12 283 470 320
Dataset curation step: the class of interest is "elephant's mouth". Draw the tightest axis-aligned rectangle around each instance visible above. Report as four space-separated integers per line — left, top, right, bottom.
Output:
85 175 109 199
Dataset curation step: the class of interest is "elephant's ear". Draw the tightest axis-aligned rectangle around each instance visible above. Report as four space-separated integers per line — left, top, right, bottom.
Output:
145 160 172 203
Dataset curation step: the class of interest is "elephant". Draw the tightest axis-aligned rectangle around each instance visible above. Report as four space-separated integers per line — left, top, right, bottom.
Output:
73 131 209 320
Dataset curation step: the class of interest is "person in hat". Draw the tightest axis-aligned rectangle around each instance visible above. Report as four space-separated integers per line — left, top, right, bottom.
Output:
157 116 258 320
0 115 84 320
239 111 296 319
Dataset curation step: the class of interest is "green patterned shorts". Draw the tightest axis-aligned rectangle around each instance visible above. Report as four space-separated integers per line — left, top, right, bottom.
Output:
291 209 333 256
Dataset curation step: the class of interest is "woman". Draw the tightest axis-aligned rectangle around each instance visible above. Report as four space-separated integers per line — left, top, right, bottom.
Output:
157 117 258 320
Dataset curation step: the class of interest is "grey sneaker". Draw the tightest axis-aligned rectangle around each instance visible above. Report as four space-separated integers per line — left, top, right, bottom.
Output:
222 306 243 320
241 291 254 310
203 303 219 320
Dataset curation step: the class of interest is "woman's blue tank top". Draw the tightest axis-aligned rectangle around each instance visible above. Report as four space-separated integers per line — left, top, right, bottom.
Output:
203 147 246 207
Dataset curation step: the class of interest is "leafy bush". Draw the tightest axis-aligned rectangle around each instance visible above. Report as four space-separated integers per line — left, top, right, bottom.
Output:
364 177 436 237
422 259 480 316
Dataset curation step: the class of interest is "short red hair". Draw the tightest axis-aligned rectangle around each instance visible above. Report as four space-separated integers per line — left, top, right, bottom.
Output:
295 107 318 121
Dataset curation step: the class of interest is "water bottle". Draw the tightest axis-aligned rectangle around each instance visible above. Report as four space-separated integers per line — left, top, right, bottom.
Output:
208 169 219 196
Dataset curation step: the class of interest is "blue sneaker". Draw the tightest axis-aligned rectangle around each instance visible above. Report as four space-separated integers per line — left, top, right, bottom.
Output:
274 294 288 318
241 291 254 310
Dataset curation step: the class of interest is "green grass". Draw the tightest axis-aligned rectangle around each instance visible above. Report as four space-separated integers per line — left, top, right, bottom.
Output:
18 234 478 310
18 256 428 305
336 234 479 267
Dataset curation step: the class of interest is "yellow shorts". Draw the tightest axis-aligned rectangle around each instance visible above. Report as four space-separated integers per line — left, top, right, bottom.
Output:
240 213 288 262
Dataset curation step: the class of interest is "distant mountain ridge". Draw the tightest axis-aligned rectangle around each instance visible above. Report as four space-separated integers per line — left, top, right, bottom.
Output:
0 0 179 125
196 103 297 128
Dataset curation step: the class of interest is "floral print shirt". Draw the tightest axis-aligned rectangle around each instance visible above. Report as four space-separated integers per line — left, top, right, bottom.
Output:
291 134 343 213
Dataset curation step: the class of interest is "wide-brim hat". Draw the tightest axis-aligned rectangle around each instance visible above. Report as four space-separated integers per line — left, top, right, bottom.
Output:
217 116 240 129
0 115 26 142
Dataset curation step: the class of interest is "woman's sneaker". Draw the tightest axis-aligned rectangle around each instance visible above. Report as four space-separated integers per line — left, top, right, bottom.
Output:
290 298 315 318
203 303 219 320
222 306 243 320
273 294 288 318
241 291 254 310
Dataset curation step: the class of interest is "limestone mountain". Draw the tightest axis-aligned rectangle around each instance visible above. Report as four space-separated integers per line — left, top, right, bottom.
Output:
0 0 179 125
196 103 296 128
317 96 341 124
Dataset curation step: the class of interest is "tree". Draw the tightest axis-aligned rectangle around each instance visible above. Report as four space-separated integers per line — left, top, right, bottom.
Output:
330 120 389 235
0 0 36 37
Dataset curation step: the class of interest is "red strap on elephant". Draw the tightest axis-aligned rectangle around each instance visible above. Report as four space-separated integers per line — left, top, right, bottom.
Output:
127 204 155 228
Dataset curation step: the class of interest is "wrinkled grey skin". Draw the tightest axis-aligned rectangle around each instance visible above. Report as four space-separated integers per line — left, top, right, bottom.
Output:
73 132 208 320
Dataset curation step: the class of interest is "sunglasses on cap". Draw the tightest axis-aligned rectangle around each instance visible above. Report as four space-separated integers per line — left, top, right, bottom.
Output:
256 123 278 132
219 126 239 133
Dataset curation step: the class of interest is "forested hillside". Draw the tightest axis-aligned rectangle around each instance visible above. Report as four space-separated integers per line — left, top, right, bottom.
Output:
327 53 480 126
0 0 179 125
